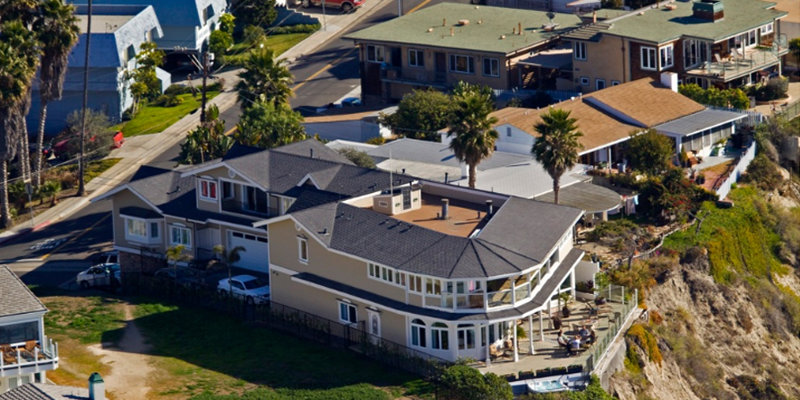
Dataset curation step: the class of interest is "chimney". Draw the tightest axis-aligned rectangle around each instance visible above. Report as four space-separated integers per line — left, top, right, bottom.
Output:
88 373 105 400
518 22 522 35
444 172 449 183
692 0 724 22
309 148 314 158
486 200 493 215
441 198 450 220
592 10 597 23
660 71 678 92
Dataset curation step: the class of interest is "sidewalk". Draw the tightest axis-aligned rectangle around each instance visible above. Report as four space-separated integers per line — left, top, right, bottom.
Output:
0 0 391 245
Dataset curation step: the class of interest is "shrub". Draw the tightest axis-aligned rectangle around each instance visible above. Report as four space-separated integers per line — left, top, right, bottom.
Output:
626 323 662 366
337 148 376 169
269 23 321 34
207 81 224 92
750 77 789 101
153 94 183 107
439 365 512 400
742 154 782 191
165 84 192 96
243 25 265 44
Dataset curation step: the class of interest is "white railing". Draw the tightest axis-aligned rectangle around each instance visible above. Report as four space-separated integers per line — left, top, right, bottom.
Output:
0 337 59 377
713 140 756 200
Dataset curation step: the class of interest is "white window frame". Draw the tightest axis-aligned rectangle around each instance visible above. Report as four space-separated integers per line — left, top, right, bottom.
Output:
457 325 476 350
298 237 308 263
169 225 192 248
338 301 357 324
124 217 148 242
408 48 424 67
411 319 427 348
199 178 218 202
449 54 475 74
659 44 674 69
482 57 499 77
367 262 405 287
596 79 606 90
409 274 423 293
366 45 384 63
574 42 587 61
761 22 773 35
123 216 160 244
431 323 449 350
641 46 657 71
579 76 590 86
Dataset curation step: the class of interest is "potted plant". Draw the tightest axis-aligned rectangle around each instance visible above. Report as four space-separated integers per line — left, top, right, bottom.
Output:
559 292 572 318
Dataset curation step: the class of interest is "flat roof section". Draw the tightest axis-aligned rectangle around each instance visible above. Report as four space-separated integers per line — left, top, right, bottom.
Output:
386 193 488 238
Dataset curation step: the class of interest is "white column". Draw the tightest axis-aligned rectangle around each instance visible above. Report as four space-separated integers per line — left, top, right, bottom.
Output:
674 136 682 156
452 324 459 361
484 324 491 366
512 320 519 362
528 315 534 355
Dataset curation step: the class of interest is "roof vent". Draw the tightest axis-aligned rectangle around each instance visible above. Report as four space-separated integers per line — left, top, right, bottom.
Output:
441 198 450 220
458 19 469 26
693 0 724 22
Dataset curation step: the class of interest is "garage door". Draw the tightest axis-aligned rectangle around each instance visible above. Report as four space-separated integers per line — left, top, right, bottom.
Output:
227 231 269 273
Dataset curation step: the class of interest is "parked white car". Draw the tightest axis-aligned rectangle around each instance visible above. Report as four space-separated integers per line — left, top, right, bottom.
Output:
77 263 121 289
217 275 270 304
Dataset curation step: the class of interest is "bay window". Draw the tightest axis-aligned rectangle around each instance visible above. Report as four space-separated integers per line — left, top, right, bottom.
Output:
659 44 674 69
123 216 160 244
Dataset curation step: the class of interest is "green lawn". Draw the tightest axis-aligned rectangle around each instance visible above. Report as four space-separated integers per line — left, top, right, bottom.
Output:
116 91 219 137
133 300 430 399
226 33 311 67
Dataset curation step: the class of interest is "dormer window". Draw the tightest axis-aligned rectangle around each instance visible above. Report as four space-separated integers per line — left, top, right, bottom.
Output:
199 179 217 201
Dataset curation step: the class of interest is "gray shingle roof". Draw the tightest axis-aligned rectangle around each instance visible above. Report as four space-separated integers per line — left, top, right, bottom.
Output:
272 139 355 165
292 196 582 279
533 182 621 213
0 265 46 318
654 109 746 137
366 138 531 171
291 248 583 321
0 383 88 400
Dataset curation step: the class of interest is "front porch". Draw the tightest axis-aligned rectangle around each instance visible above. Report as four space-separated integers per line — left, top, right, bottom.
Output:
475 286 638 379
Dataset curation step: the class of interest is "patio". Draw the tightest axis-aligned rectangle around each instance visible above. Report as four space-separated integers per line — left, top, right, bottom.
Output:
476 287 638 378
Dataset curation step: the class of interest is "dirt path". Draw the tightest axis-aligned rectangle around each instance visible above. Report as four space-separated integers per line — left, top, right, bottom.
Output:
88 303 155 400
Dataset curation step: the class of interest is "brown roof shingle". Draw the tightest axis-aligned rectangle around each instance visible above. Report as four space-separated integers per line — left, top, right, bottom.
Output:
585 78 705 127
492 78 705 152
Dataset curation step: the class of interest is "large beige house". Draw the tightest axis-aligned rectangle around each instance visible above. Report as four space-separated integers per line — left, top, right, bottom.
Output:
344 3 583 102
563 0 789 93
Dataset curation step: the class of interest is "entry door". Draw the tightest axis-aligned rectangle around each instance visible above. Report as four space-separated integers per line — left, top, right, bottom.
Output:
368 310 381 344
435 52 446 82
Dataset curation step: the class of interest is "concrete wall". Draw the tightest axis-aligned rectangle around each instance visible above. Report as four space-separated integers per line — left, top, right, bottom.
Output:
272 7 320 27
715 139 756 200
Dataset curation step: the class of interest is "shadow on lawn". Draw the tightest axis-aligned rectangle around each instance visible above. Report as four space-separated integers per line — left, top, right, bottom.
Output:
99 300 417 391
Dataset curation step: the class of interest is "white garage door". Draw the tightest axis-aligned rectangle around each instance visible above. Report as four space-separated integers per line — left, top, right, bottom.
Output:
227 231 269 273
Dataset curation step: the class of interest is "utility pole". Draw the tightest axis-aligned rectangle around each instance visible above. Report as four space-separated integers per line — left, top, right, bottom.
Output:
200 50 208 123
397 0 402 17
77 0 92 197
322 0 327 31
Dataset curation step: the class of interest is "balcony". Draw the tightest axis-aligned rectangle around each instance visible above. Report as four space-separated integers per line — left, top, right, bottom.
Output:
686 36 788 82
0 337 59 377
381 66 447 88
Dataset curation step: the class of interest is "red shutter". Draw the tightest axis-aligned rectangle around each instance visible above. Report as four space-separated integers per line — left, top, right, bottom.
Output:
210 182 217 199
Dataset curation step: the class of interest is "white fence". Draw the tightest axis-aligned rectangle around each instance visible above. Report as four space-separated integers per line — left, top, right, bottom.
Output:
714 140 757 200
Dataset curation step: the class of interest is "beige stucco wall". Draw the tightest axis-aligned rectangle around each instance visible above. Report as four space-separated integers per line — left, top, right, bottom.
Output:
268 219 408 302
112 190 165 252
191 165 253 214
572 36 627 93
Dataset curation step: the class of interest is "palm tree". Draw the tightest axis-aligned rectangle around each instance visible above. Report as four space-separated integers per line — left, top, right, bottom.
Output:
447 84 498 189
212 244 246 297
166 245 191 289
531 108 584 205
236 48 293 109
33 0 79 186
0 20 41 229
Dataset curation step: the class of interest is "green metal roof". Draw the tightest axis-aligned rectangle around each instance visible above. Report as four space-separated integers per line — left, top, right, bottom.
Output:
344 3 583 55
566 0 787 44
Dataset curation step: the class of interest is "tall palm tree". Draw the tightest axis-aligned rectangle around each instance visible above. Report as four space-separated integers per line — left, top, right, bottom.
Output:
0 20 41 229
447 84 498 189
531 108 584 205
213 245 246 297
34 0 79 186
236 48 293 109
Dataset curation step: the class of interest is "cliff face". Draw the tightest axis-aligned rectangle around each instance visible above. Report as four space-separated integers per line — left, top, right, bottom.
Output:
609 252 800 400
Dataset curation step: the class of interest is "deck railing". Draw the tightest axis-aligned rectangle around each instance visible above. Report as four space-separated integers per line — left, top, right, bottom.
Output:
0 337 59 377
584 286 638 373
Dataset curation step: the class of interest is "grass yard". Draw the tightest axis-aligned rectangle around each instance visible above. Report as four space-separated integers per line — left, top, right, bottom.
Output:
35 289 126 389
133 301 430 399
115 92 219 137
226 33 311 67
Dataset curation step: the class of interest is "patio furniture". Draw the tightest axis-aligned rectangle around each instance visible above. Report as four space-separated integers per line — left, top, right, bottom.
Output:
0 345 16 365
23 340 46 360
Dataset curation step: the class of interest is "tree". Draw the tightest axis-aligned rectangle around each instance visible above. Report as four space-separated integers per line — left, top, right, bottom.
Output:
212 245 246 297
64 109 113 159
39 179 60 206
378 89 452 141
447 82 498 188
0 20 41 229
625 129 674 175
125 41 164 114
235 100 306 148
678 83 750 110
234 0 277 29
531 108 583 205
218 12 235 36
337 148 375 168
439 365 512 400
789 38 800 67
180 105 233 164
742 154 783 191
236 47 293 108
33 0 79 187
166 245 191 289
638 168 712 223
209 30 233 64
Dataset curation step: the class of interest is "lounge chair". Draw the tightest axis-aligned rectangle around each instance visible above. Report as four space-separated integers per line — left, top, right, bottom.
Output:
0 345 16 365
